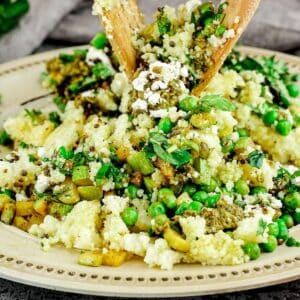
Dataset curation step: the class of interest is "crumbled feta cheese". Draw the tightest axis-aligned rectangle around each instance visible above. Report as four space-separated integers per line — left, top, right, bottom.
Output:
124 233 151 256
132 99 148 111
179 216 206 241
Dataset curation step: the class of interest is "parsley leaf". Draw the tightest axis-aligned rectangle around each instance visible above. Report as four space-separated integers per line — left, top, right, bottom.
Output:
247 150 264 169
49 112 61 128
53 96 66 113
256 218 267 236
157 9 171 35
0 130 12 146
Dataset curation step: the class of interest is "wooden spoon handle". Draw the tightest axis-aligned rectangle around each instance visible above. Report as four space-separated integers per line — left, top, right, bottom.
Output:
98 0 143 80
192 0 261 96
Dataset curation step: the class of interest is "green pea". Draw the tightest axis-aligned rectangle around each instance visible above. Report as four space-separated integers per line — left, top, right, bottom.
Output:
293 211 300 224
183 184 197 197
234 180 250 195
192 191 208 203
157 188 177 209
243 242 261 260
201 178 218 193
179 96 198 112
215 25 226 37
276 119 292 136
287 84 300 98
250 186 267 195
281 214 294 228
126 184 138 199
263 110 278 126
148 202 166 218
260 235 277 253
121 207 138 226
267 222 279 237
284 192 300 210
175 202 189 215
187 201 203 213
286 237 300 247
206 193 221 208
90 32 108 49
158 117 173 134
276 219 289 241
237 128 249 137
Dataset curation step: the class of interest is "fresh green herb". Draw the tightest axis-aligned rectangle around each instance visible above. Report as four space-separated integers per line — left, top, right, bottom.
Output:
149 133 192 168
247 150 264 169
58 146 74 160
157 9 171 35
73 48 88 59
0 188 15 199
0 130 12 145
59 53 75 63
53 96 66 113
19 141 29 149
256 218 267 236
28 154 37 162
49 112 61 128
24 109 42 124
92 63 113 80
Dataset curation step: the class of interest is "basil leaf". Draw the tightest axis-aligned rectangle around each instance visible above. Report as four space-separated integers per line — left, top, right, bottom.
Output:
256 218 267 236
149 132 169 146
153 144 191 168
171 149 192 168
247 150 264 169
199 95 236 112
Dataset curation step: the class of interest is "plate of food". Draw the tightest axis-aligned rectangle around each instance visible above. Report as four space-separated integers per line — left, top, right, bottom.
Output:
0 0 299 297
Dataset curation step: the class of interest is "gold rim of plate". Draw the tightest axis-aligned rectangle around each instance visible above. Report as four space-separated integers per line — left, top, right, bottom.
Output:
0 46 299 298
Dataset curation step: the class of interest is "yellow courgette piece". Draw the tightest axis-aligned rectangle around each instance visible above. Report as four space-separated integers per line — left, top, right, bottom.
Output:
163 227 190 253
102 250 127 267
0 194 12 213
78 251 103 267
16 201 34 217
58 180 80 204
13 216 30 231
72 166 93 186
1 202 16 225
33 198 48 216
77 186 103 201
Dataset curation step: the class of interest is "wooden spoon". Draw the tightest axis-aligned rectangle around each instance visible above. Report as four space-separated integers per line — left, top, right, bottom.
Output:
97 0 143 80
192 0 261 96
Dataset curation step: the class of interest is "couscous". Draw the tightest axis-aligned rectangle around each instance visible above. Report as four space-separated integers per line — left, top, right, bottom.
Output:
0 0 299 270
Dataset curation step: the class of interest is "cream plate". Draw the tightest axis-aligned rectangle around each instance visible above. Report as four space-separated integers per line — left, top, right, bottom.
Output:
0 46 299 298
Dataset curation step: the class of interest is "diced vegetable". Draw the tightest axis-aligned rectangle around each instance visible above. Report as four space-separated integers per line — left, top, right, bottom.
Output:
77 186 103 201
72 166 93 186
13 216 30 231
57 180 80 205
127 151 154 175
163 227 190 252
33 198 48 216
1 202 16 225
102 250 127 267
49 202 73 218
78 251 103 267
16 201 34 217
